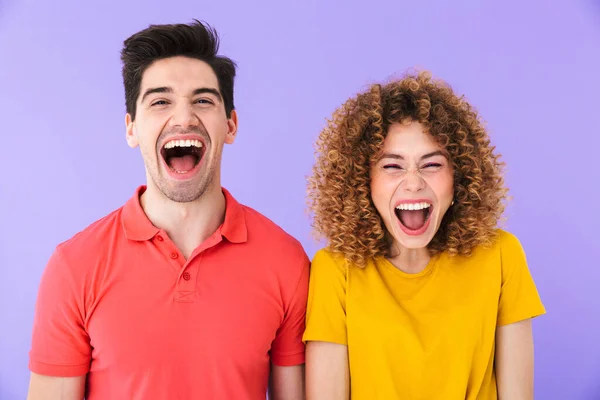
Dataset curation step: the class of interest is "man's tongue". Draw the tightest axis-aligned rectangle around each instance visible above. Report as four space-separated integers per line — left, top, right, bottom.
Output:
399 210 427 230
169 155 196 173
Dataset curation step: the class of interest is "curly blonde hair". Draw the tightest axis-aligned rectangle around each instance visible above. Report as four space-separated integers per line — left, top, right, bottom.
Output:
308 70 508 267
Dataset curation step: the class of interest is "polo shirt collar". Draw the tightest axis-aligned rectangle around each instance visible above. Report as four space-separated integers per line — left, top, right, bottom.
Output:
220 187 248 243
122 185 247 243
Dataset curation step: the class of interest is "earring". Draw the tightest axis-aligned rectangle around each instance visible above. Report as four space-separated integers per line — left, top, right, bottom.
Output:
451 200 455 206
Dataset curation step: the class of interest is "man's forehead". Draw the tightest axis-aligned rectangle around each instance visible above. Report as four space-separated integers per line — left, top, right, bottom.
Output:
141 57 219 92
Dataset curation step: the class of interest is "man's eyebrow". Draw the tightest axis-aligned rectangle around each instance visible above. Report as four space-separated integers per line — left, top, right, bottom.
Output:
192 87 222 101
141 86 172 103
140 87 223 103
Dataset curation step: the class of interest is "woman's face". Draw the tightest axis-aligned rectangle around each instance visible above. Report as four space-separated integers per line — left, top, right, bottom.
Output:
370 121 454 252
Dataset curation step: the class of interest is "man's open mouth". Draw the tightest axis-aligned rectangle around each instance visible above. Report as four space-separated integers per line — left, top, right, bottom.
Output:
395 202 432 231
160 139 205 174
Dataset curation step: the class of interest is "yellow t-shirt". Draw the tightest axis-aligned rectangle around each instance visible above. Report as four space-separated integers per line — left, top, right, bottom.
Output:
303 229 546 399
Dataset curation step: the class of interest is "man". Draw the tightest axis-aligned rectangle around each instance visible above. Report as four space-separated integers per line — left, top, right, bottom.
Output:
27 20 308 400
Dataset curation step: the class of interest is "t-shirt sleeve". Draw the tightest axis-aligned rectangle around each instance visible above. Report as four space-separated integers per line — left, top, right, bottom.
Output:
302 249 348 345
270 250 310 366
497 232 546 327
28 246 91 376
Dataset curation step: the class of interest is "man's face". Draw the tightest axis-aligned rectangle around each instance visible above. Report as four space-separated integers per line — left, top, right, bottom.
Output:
126 56 237 203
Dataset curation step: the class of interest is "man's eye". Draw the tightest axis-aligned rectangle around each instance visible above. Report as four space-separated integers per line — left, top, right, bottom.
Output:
195 99 213 105
151 100 168 106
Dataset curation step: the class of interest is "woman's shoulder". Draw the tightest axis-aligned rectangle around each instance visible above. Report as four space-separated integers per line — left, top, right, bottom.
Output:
312 247 348 266
437 229 528 284
465 228 526 261
311 247 385 279
488 229 524 253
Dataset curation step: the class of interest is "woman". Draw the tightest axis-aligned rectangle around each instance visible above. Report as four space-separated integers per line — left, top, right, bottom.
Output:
303 71 545 399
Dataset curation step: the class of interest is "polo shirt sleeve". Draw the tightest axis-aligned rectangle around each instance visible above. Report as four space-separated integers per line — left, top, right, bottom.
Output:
270 250 310 366
29 247 91 377
497 231 546 327
302 249 348 345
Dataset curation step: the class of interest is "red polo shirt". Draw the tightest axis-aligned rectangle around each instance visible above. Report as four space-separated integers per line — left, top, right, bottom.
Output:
29 186 309 399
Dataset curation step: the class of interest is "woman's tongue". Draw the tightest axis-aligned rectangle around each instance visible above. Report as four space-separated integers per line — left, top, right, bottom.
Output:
399 210 426 230
169 155 196 173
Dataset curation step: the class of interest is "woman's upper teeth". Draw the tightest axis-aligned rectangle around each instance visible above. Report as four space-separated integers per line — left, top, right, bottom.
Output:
164 139 203 149
396 202 431 211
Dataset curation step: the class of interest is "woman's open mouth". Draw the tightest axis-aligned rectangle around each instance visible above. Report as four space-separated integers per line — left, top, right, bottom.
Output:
394 201 433 236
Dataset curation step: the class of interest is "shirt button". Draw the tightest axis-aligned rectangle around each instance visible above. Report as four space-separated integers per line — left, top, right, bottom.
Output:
182 272 191 281
156 235 164 242
170 252 178 259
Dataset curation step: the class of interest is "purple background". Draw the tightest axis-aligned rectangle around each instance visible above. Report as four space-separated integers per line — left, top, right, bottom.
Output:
1 0 599 398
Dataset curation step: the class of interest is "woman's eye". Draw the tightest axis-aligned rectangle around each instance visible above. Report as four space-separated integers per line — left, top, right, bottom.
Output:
383 164 403 170
422 163 442 169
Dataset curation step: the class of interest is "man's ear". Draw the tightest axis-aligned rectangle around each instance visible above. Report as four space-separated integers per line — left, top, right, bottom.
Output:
224 109 238 145
125 113 139 148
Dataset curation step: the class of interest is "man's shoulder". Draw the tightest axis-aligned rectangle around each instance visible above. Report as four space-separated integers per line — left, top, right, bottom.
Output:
55 205 125 259
240 204 307 258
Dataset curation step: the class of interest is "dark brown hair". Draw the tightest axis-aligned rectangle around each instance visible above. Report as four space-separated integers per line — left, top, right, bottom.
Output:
120 19 236 119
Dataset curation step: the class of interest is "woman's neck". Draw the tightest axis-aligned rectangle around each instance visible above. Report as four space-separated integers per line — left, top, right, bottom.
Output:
387 245 431 274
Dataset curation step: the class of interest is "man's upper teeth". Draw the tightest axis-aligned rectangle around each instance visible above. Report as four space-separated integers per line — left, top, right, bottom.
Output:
164 139 203 149
396 203 431 211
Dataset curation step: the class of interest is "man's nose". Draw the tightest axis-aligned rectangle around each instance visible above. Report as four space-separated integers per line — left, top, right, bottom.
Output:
169 102 200 129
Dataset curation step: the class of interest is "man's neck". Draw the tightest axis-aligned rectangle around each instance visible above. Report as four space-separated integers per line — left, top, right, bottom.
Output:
140 184 226 259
